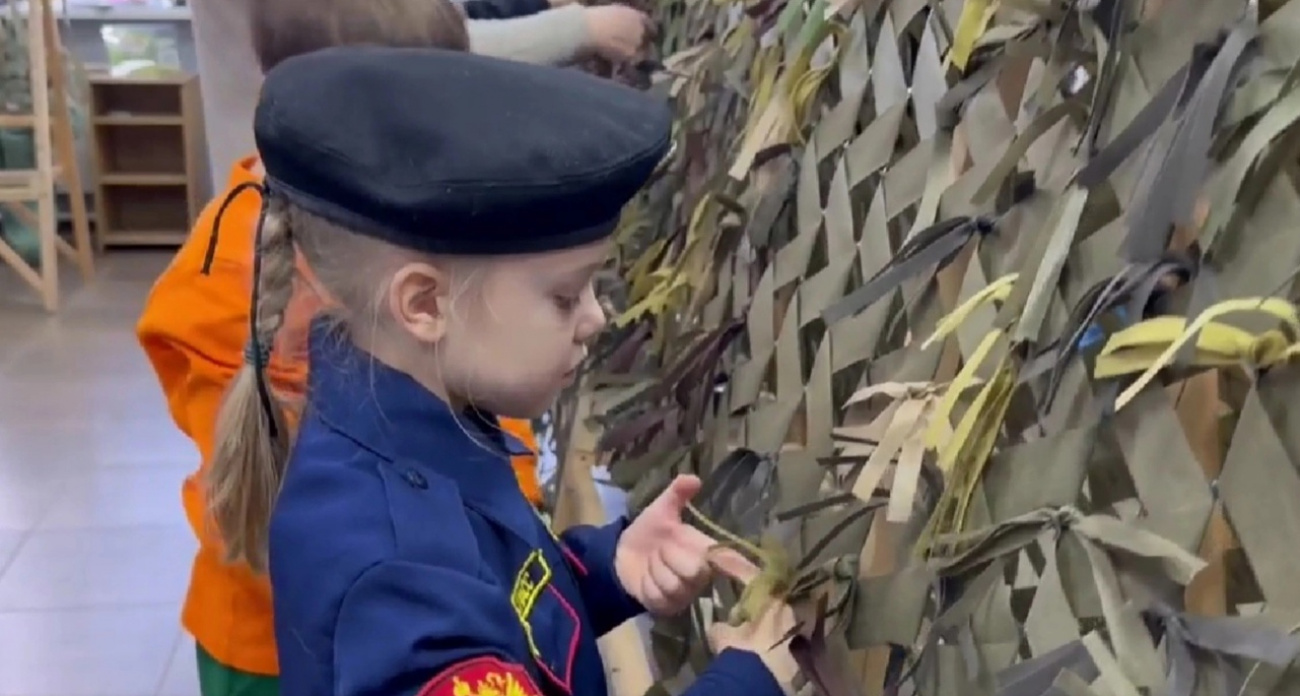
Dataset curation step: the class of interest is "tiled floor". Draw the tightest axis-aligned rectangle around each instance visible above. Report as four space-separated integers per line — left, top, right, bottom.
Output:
0 251 202 696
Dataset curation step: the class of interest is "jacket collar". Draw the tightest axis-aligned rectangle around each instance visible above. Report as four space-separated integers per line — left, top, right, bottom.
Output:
306 321 539 545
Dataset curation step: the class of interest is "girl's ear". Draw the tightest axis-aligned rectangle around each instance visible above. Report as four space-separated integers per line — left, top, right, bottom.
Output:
387 261 454 342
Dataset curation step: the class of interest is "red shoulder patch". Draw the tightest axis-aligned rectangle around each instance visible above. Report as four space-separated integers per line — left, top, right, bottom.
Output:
417 656 544 696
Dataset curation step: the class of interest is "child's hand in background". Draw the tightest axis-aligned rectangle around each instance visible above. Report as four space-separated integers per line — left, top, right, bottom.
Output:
708 602 800 693
583 5 653 62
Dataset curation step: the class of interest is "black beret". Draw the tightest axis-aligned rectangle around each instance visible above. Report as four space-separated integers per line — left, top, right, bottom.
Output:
254 46 673 256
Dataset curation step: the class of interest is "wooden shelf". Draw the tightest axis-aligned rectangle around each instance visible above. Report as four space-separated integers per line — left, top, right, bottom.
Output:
97 183 190 246
89 73 205 249
92 114 184 127
96 230 188 246
100 172 187 186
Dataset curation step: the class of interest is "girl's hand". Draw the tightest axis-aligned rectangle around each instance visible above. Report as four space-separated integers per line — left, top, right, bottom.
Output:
583 5 653 62
613 475 755 616
708 602 800 693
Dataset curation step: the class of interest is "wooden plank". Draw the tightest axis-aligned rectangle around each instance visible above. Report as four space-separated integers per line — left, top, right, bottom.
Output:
552 388 657 696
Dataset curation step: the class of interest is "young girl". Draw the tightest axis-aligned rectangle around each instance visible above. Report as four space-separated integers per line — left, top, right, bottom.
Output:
135 1 653 693
206 46 800 696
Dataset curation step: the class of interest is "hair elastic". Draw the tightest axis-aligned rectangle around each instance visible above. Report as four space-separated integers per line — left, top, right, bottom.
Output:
243 339 273 368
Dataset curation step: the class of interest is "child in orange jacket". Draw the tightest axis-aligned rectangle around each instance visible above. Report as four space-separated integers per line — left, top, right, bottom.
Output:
135 0 650 694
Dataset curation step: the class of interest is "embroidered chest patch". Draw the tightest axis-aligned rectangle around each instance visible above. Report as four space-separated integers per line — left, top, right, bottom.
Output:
508 548 582 694
510 550 551 621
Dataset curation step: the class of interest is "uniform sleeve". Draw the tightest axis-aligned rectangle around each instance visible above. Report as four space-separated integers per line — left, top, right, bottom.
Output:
334 559 545 696
681 649 789 696
460 0 549 20
557 518 645 636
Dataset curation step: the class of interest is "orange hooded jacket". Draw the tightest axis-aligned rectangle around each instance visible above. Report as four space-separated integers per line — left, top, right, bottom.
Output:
136 156 543 676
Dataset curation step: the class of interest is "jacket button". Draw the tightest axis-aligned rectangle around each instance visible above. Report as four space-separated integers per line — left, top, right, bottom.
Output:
403 469 428 489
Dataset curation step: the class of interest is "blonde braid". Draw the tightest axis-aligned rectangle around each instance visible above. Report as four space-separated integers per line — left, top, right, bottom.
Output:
207 197 298 574
252 200 297 350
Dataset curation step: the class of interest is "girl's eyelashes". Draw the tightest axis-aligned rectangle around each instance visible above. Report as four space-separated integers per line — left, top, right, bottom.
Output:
554 294 580 313
553 278 596 313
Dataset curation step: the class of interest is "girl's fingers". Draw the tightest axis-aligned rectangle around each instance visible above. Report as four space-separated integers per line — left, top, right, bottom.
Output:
708 547 761 584
661 543 708 582
641 583 667 611
677 526 720 555
676 524 760 583
648 554 681 598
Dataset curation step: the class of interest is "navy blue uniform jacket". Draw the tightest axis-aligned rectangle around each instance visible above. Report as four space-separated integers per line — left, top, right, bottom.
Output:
269 329 786 696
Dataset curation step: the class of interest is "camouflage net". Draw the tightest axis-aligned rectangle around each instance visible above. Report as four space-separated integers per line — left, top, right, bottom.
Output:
556 0 1300 694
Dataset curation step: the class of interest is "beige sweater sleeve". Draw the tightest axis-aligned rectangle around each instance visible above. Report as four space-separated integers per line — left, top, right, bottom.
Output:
467 5 592 66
